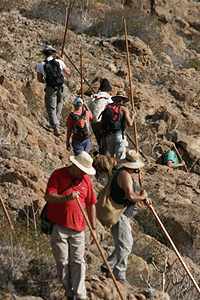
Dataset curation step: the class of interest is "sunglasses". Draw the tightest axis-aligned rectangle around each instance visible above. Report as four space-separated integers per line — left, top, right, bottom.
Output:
134 169 140 173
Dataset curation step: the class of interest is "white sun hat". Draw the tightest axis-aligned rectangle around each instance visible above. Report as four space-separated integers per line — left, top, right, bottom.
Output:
69 151 96 175
119 150 145 169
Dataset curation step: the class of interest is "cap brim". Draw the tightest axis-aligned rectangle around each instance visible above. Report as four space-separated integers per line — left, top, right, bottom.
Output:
69 156 96 175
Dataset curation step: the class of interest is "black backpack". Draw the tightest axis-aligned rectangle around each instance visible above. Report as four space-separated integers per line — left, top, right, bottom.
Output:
156 153 165 165
44 59 64 87
100 104 122 133
70 110 90 140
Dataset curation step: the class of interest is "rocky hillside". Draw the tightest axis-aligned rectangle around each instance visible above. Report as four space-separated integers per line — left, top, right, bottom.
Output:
1 1 200 299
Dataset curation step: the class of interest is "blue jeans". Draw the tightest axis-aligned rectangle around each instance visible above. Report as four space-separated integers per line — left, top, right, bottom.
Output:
72 138 91 156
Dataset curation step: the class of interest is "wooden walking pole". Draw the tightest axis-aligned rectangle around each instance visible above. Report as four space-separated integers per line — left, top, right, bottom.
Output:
63 51 95 93
76 197 126 300
0 195 14 231
148 203 200 295
126 131 149 162
78 48 91 111
124 19 138 152
61 0 72 58
80 48 84 101
172 142 189 173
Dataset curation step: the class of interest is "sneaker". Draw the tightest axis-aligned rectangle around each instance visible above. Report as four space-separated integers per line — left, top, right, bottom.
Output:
54 127 61 136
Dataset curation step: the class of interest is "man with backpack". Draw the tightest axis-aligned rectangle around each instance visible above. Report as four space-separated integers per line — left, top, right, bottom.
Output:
66 97 92 155
87 78 113 155
101 91 137 159
100 150 152 283
44 151 97 300
37 45 70 136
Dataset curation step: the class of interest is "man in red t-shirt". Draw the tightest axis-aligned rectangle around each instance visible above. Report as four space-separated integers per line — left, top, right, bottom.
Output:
44 151 97 300
66 97 92 156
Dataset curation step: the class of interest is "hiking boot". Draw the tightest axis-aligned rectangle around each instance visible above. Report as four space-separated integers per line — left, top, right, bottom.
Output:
117 278 128 284
66 297 73 300
54 127 61 136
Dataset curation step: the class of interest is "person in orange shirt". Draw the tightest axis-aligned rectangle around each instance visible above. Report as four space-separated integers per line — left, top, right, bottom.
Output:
66 98 92 155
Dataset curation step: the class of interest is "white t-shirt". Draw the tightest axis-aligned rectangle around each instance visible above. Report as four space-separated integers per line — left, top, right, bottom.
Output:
87 92 113 123
36 56 66 82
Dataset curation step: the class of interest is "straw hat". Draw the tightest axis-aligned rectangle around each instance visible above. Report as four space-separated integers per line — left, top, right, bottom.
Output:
41 45 57 53
112 91 129 103
69 151 96 175
119 150 145 169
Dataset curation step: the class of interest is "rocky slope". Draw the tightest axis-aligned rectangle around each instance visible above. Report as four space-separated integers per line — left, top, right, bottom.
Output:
0 1 200 300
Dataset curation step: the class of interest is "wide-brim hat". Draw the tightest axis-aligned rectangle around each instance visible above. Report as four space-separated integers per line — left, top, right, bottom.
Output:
119 150 145 169
175 141 187 151
69 151 96 175
41 45 57 53
112 91 129 103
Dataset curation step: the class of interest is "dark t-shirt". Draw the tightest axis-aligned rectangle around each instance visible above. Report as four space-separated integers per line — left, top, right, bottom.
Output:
110 167 136 218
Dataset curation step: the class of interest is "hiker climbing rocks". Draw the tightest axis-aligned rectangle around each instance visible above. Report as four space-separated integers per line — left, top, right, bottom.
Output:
101 91 137 159
66 97 92 155
101 150 152 283
44 151 97 300
36 45 70 136
156 141 187 170
87 78 113 155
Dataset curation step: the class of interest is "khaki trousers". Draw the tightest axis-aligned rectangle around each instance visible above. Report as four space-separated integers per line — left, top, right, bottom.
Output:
51 224 86 299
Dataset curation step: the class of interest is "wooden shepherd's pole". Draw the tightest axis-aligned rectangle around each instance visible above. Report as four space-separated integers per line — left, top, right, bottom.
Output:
0 195 14 231
148 203 200 295
124 19 138 152
173 142 189 173
80 48 84 101
60 0 72 58
76 197 126 300
63 51 95 93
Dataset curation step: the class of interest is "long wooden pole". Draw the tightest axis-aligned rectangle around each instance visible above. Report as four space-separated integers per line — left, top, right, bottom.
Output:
172 143 189 172
0 195 14 231
148 203 200 295
124 19 138 152
76 197 126 300
80 48 84 101
60 0 72 58
63 51 95 93
126 131 148 162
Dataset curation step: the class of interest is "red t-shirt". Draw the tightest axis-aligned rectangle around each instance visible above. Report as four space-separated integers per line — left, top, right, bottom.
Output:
66 109 92 139
45 167 97 232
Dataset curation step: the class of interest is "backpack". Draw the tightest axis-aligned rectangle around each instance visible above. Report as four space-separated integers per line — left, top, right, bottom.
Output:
96 172 126 229
44 59 64 87
156 153 165 165
88 93 112 123
100 104 122 133
70 110 90 140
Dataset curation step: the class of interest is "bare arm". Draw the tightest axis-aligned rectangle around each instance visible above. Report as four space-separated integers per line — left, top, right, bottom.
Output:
121 106 137 127
167 160 185 169
117 170 148 203
66 126 72 151
63 66 70 76
37 72 45 83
